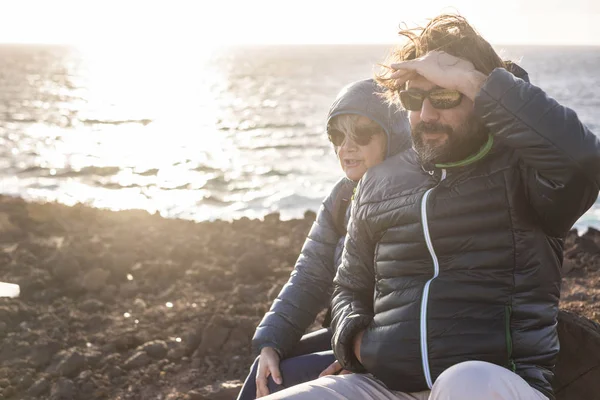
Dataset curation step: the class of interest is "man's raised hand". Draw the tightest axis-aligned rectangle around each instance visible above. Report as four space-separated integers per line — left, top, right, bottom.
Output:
390 51 487 101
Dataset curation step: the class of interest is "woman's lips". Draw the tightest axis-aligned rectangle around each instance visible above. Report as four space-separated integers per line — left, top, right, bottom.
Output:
344 159 361 168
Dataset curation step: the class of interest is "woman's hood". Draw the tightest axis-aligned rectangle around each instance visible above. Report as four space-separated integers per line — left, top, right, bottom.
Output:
326 78 411 158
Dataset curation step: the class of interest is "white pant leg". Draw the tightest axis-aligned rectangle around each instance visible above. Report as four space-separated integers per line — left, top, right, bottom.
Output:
261 373 430 400
430 361 549 400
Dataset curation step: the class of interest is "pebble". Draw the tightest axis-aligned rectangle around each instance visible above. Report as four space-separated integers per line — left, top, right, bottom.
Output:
56 350 86 378
28 377 50 397
123 351 152 370
138 340 168 359
51 377 75 399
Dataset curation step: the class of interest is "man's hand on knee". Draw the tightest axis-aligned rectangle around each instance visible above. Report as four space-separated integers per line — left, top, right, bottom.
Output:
319 360 352 377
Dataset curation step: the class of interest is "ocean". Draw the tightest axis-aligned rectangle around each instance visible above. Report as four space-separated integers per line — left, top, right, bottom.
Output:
0 44 599 230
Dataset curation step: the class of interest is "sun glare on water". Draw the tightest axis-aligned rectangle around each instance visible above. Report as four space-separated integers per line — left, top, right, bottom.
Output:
17 42 236 218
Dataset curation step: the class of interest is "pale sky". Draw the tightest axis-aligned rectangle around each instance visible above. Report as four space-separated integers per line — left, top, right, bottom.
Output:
0 0 599 46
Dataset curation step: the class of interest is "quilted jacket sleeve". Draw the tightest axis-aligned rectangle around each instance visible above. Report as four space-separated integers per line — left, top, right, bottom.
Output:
475 67 600 398
475 67 600 237
251 179 347 358
330 182 377 372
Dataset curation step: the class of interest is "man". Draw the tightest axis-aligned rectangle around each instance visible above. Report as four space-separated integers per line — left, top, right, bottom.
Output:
262 14 600 400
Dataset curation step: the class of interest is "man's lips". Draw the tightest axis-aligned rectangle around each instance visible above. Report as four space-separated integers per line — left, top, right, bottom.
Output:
422 132 447 140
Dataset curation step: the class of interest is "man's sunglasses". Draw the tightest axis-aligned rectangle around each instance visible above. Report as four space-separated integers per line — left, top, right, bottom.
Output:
398 88 463 111
327 127 383 147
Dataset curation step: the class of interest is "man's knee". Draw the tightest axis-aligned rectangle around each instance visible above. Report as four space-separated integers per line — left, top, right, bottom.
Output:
431 361 498 398
261 374 366 399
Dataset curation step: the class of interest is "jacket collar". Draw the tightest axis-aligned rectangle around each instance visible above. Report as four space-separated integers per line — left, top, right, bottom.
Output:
420 133 494 174
435 134 495 169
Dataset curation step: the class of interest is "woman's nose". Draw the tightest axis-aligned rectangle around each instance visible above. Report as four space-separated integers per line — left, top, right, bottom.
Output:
340 136 358 151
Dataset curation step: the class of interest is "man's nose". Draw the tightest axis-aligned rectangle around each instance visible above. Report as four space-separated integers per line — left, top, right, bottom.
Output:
420 99 440 123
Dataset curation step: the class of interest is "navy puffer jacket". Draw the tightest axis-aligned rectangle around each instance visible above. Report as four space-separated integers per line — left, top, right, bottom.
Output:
252 79 411 357
331 68 600 399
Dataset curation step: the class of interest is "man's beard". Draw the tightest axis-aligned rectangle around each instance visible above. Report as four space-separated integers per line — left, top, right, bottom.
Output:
411 115 488 166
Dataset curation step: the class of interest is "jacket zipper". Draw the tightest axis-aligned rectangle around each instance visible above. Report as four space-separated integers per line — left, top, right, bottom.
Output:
419 168 446 389
505 305 516 372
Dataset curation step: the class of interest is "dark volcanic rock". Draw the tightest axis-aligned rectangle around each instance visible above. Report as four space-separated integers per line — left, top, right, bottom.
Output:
28 377 50 397
123 351 152 370
79 298 105 313
55 350 86 378
195 316 231 356
30 341 63 368
233 250 271 281
1 194 599 400
111 332 144 352
50 377 76 399
137 340 169 359
81 268 111 292
45 252 81 280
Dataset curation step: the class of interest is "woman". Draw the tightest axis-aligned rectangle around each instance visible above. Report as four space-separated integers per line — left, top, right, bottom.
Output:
237 79 411 399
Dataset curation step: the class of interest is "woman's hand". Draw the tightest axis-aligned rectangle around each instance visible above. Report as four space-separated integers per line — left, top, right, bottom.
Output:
256 347 282 398
390 51 488 101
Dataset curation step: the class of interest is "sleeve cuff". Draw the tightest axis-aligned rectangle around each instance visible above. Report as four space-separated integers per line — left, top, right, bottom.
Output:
255 342 283 358
332 313 372 372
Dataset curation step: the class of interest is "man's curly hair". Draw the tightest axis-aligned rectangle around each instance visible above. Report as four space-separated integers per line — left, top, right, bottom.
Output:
376 14 506 103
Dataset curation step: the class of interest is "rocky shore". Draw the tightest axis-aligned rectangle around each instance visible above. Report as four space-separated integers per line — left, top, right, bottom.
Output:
0 195 599 400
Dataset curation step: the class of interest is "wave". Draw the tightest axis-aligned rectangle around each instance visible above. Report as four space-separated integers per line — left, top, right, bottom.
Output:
98 182 192 191
238 144 306 151
81 118 152 126
18 165 47 174
204 175 229 189
218 122 306 132
136 168 159 176
161 183 192 191
201 194 230 205
262 169 287 177
97 180 211 191
54 166 121 177
276 193 322 207
5 116 37 123
100 182 142 190
191 164 221 173
17 165 122 177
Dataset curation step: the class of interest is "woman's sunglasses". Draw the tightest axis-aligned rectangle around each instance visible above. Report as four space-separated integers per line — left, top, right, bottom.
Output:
327 127 383 147
398 88 463 111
